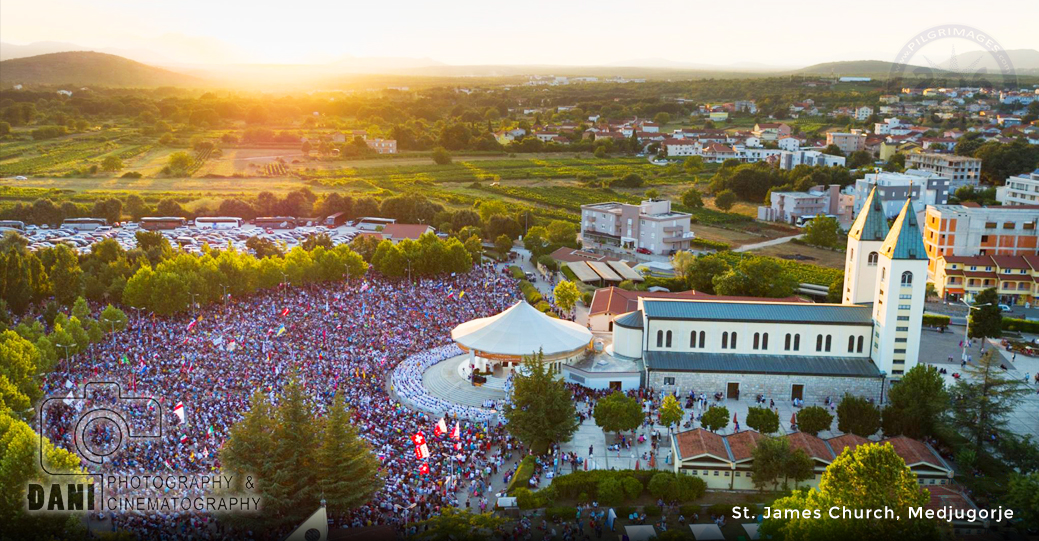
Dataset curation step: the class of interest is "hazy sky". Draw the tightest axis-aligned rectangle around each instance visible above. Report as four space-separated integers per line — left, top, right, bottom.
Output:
2 0 1037 66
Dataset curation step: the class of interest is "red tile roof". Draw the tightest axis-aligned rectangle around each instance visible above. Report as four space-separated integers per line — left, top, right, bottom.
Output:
675 429 729 461
883 436 946 470
784 432 833 462
727 430 764 462
826 434 870 458
382 224 434 240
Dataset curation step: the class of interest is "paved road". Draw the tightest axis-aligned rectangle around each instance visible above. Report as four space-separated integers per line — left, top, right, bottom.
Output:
733 234 803 253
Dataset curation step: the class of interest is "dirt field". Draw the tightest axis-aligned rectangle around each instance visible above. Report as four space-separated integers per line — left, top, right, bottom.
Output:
748 241 847 269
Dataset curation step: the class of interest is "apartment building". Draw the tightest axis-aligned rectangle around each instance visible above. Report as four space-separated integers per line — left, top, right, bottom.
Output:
751 122 791 142
758 184 841 225
826 131 866 154
996 169 1039 206
923 204 1039 279
580 199 693 256
905 153 981 189
365 138 397 154
773 150 846 170
852 170 950 219
933 254 1038 304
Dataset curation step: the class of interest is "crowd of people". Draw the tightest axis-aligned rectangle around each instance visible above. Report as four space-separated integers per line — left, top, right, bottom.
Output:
37 262 529 538
390 344 500 420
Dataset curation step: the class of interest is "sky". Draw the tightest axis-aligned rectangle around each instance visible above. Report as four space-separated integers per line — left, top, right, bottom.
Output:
2 0 1037 67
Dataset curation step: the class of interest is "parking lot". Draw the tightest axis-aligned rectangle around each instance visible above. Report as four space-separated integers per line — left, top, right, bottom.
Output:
7 219 365 255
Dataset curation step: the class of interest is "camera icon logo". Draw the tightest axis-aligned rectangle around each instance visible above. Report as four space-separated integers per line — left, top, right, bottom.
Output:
39 381 164 475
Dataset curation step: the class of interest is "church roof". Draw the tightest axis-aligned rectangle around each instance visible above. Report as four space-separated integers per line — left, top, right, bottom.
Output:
645 351 882 377
880 199 928 260
848 186 889 241
641 299 873 325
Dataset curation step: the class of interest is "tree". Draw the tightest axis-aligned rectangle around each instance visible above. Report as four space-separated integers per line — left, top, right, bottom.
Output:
881 364 948 439
431 146 452 165
99 304 128 333
553 280 579 314
714 190 737 211
593 391 643 437
750 436 789 491
836 394 881 437
45 244 82 305
746 407 780 434
681 187 704 208
315 393 381 512
827 271 844 303
713 257 797 298
167 151 194 175
653 112 671 126
546 220 578 245
968 288 1002 339
683 156 704 175
682 254 730 294
796 406 832 436
950 349 1030 456
100 156 124 172
645 188 660 200
1005 472 1039 530
221 391 274 491
494 234 513 257
700 406 729 433
762 443 937 540
802 215 840 248
263 378 320 527
658 394 683 432
416 508 506 541
821 144 844 157
502 350 579 454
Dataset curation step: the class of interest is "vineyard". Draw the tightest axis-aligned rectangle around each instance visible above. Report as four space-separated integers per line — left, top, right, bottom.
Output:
186 147 214 175
264 162 289 176
0 137 126 176
714 251 841 286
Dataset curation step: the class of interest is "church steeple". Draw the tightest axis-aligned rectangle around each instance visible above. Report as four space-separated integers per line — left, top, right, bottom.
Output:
880 199 927 260
848 186 889 241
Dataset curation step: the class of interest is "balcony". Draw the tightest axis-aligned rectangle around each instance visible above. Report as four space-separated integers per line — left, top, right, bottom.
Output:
663 232 696 243
663 226 684 233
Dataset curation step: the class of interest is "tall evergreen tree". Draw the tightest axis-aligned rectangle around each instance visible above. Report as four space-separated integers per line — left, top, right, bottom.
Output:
968 288 1003 339
950 350 1030 456
502 350 578 454
220 391 274 491
315 393 381 513
263 377 320 527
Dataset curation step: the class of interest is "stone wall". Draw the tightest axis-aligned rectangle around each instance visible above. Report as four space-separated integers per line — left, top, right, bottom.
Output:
648 370 884 405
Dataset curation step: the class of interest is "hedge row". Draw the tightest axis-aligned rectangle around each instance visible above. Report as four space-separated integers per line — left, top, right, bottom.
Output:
922 314 951 329
519 280 543 305
688 238 731 251
507 456 538 495
1004 317 1039 334
560 264 579 282
509 265 526 280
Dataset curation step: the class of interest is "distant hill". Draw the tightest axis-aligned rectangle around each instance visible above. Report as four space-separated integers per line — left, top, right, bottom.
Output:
792 60 915 77
946 49 1039 76
0 51 199 87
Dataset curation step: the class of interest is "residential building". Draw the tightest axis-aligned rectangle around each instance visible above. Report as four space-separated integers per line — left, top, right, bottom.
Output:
851 170 950 219
933 254 1038 304
751 123 792 142
922 204 1039 278
905 153 981 188
661 139 701 157
776 135 802 151
771 150 846 170
758 184 842 225
365 138 397 154
996 169 1039 206
826 131 866 154
381 223 434 243
580 199 694 256
855 106 874 121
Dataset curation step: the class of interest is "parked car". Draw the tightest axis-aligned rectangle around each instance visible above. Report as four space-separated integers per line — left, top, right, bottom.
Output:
999 304 1012 313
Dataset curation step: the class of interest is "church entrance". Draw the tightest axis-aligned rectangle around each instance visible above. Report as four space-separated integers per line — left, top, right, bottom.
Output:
726 382 740 400
609 381 622 391
791 384 804 401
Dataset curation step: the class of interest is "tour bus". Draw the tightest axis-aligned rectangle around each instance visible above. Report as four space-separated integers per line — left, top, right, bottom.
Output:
324 212 349 227
140 217 188 231
795 214 837 228
356 217 396 231
254 216 297 229
0 220 26 232
61 217 107 231
194 216 243 230
175 236 196 247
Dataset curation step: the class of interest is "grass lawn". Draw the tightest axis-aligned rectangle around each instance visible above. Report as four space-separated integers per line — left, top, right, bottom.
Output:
747 241 847 270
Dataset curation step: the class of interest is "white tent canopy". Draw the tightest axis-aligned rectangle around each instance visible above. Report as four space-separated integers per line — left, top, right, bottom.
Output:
451 301 592 358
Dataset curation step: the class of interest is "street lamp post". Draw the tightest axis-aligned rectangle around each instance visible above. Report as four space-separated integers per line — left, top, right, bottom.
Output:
187 292 199 318
103 317 120 334
960 300 991 364
56 342 77 375
220 283 229 304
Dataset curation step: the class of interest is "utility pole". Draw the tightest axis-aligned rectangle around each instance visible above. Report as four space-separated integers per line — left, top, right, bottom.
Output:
56 342 77 375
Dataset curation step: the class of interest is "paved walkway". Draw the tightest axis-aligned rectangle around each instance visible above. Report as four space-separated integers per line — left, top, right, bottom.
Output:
733 234 803 253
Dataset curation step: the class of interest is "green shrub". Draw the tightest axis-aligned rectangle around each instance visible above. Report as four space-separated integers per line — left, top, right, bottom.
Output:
648 472 676 499
508 456 538 494
514 487 537 509
578 492 589 502
509 265 525 280
680 504 700 517
622 477 644 499
689 238 731 251
1003 317 1039 333
535 301 553 313
597 477 625 506
922 313 951 329
581 291 592 305
537 254 559 272
676 474 706 501
644 504 661 517
545 507 577 521
708 503 730 518
561 265 578 281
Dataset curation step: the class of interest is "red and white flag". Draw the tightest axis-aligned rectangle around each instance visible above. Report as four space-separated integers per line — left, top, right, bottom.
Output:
418 463 429 475
180 433 188 444
412 432 426 446
280 308 290 317
450 421 460 440
173 401 185 424
434 417 448 437
415 444 430 459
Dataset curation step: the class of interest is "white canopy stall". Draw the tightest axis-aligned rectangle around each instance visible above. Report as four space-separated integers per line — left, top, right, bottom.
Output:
451 301 592 376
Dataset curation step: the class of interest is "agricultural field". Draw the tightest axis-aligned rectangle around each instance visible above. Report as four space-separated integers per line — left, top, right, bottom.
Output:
747 241 847 270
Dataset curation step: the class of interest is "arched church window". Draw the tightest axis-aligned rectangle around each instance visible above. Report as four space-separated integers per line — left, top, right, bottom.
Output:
901 271 913 286
868 252 878 266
